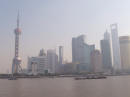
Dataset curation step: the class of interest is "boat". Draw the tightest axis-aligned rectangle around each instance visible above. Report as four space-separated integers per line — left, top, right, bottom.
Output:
8 74 17 80
74 77 87 80
8 77 17 80
74 75 107 80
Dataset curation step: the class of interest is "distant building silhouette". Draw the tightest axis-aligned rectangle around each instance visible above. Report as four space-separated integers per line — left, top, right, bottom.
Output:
100 30 112 72
72 35 95 72
47 49 58 74
59 62 78 74
111 24 121 71
119 36 130 72
59 46 63 65
91 50 103 73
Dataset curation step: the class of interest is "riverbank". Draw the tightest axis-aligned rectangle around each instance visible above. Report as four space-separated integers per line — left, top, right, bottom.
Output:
0 73 130 79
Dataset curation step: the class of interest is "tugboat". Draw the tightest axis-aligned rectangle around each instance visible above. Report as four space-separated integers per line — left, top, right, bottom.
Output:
74 75 107 80
8 77 17 80
8 74 17 80
74 77 87 80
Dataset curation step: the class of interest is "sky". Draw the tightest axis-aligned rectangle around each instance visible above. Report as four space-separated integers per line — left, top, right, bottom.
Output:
0 0 130 73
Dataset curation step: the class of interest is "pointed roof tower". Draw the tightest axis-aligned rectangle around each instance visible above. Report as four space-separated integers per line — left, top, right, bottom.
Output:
104 29 110 40
14 11 21 34
17 11 20 28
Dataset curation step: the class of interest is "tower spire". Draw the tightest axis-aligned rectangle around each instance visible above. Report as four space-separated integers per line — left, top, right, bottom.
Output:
17 11 19 28
12 12 22 74
106 29 108 33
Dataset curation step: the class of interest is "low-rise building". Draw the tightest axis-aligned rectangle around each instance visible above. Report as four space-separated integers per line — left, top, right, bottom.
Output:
59 62 78 74
91 50 103 73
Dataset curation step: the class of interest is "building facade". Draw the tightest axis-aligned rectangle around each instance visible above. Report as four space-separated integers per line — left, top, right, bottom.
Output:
119 36 130 72
100 30 112 72
28 49 48 75
59 46 63 65
59 63 77 74
91 50 103 73
47 49 58 74
111 24 121 71
72 35 95 72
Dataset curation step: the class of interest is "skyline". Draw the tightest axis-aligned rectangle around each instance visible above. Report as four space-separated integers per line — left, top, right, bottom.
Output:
1 0 130 73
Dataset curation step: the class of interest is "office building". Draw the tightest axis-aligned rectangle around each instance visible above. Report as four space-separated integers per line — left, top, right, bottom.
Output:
59 63 77 74
47 49 58 74
100 30 112 72
72 35 95 72
28 49 48 75
120 36 130 72
111 24 121 71
91 50 102 72
59 46 63 65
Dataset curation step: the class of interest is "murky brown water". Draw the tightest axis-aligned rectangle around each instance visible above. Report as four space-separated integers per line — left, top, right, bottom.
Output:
0 76 130 97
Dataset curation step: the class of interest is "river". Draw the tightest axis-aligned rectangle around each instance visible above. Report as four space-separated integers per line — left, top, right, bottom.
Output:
0 76 130 97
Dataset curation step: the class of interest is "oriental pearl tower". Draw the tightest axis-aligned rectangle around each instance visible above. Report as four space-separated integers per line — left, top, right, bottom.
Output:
12 12 22 74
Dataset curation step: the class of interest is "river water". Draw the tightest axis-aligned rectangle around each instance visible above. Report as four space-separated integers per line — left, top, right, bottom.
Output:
0 76 130 97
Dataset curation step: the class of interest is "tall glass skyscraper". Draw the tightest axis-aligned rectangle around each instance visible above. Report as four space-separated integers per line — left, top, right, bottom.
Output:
111 24 121 71
100 30 112 72
72 35 95 72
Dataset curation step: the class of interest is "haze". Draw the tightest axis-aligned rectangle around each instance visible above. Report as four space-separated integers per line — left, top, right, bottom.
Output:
0 0 130 73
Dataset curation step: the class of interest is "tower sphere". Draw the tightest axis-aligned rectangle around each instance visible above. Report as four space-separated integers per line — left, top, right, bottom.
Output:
14 28 21 34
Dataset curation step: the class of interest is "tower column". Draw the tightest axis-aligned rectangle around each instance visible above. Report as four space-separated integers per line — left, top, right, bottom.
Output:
12 13 22 74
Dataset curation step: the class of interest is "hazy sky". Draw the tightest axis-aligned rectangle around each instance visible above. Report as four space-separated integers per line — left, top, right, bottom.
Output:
0 0 130 73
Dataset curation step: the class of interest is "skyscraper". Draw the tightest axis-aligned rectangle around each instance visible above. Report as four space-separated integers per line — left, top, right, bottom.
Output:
100 30 112 72
119 36 130 72
111 24 121 71
47 49 58 73
12 13 22 74
59 46 63 65
72 35 95 72
72 35 87 63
